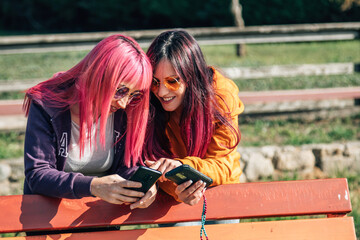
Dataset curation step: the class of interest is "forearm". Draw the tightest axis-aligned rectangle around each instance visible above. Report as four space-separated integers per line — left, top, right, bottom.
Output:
24 160 94 198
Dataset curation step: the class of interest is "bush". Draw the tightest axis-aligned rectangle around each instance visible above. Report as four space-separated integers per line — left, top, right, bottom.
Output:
0 0 359 34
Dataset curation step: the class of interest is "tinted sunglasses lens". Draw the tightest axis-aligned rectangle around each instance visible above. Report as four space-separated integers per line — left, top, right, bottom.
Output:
164 77 180 91
128 92 143 106
114 87 129 99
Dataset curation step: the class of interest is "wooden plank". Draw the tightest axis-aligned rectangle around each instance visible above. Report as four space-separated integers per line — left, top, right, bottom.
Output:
0 22 359 51
239 87 360 104
224 63 355 79
0 178 352 233
1 87 360 115
0 100 23 116
3 217 356 240
0 63 356 93
0 22 358 45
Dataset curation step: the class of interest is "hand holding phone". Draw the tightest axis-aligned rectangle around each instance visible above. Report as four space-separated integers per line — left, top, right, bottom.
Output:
165 164 213 188
127 166 162 193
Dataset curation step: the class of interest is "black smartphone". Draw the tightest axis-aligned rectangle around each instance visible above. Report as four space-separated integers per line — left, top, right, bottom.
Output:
127 166 162 193
165 164 213 188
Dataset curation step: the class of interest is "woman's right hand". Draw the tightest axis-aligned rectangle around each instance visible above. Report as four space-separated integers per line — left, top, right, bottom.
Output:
176 180 207 206
145 158 182 182
90 174 145 204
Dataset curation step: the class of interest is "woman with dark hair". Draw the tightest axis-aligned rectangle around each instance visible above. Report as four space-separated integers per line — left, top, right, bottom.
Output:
145 29 244 206
23 34 155 209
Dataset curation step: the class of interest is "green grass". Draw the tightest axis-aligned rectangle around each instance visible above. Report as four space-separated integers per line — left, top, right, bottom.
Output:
0 51 87 81
0 40 359 81
239 113 360 147
0 132 25 159
0 92 25 100
203 41 360 67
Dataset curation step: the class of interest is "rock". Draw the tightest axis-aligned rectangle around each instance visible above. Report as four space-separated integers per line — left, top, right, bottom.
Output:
0 179 11 196
273 146 315 173
3 158 23 182
244 152 274 181
312 143 356 174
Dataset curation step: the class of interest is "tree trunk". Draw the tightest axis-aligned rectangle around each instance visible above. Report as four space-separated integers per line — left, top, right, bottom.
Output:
231 0 246 57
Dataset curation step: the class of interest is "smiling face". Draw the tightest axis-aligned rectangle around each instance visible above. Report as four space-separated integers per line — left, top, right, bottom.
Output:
152 59 186 112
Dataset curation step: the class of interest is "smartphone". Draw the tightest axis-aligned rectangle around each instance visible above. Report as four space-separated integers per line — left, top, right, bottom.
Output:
165 164 213 188
127 166 162 193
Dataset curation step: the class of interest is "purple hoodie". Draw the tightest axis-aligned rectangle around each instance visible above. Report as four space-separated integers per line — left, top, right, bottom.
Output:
24 100 138 199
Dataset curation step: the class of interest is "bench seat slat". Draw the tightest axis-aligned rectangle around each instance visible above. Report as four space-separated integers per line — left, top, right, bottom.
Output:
0 178 352 233
3 217 356 240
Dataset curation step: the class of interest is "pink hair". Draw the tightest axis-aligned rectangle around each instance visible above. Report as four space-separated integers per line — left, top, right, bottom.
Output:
24 34 152 167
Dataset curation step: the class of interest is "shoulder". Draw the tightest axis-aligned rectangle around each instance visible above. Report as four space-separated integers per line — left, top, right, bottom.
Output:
27 96 68 120
212 68 239 93
211 67 244 116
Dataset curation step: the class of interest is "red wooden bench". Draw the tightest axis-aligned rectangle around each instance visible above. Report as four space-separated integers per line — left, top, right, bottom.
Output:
0 178 356 239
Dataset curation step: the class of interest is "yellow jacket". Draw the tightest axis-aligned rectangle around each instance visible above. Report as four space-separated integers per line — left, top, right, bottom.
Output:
159 69 244 200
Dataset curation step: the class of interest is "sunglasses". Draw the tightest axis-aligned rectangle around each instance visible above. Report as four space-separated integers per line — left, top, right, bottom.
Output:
151 76 181 92
114 86 143 106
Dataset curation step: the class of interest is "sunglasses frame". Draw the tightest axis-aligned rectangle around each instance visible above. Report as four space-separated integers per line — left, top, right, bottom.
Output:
114 86 143 106
151 76 181 91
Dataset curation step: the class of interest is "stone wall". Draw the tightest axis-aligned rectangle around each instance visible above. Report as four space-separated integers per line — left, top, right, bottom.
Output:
239 141 360 182
1 141 360 195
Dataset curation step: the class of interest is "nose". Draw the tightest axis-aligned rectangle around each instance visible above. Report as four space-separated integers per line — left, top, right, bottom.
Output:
156 82 169 97
116 95 129 109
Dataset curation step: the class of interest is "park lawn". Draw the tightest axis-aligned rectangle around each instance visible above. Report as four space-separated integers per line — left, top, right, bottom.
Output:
0 40 359 81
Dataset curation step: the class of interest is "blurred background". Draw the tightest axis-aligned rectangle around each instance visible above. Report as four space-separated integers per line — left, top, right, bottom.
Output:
0 0 359 33
0 0 359 237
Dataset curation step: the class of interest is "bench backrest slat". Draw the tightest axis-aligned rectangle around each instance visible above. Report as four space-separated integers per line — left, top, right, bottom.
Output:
0 178 352 233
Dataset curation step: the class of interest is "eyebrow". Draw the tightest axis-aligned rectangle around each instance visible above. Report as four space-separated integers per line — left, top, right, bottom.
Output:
116 85 128 90
153 75 179 80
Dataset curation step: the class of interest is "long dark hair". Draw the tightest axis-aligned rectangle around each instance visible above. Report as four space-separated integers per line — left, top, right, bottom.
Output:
144 29 240 160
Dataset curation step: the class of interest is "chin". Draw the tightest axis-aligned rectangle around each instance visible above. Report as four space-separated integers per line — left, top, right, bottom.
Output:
160 103 175 112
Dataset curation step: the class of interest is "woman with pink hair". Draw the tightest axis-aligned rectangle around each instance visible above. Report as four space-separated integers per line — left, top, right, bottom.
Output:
144 30 244 206
23 34 154 209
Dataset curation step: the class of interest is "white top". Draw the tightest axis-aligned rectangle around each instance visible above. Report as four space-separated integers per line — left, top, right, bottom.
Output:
64 114 114 176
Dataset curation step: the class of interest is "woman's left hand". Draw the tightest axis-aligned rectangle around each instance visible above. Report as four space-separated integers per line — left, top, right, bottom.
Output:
130 183 158 210
145 158 182 182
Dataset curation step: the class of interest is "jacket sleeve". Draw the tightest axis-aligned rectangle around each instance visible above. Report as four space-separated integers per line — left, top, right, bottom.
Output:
24 102 93 198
